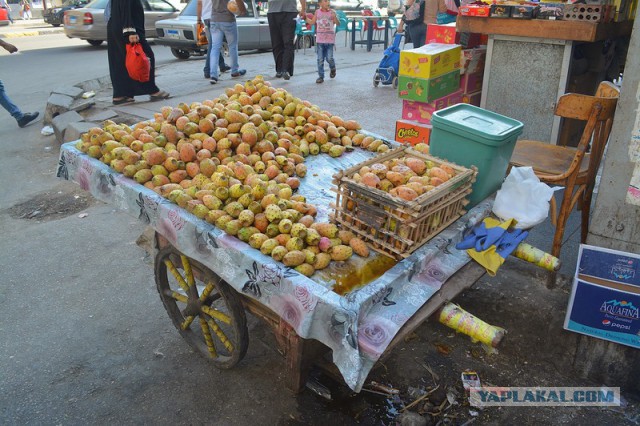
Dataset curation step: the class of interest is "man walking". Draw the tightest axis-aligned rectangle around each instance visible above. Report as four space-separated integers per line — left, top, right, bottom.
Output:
208 0 247 84
267 0 306 80
197 0 231 79
0 40 39 128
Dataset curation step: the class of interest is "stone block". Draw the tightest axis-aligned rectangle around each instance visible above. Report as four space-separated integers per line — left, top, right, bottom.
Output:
86 109 119 122
45 93 75 124
64 121 97 143
70 99 95 113
52 110 84 143
53 86 84 98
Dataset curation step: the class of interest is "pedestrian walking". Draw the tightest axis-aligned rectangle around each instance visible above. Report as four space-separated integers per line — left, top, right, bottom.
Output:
1 0 14 24
20 0 31 20
197 0 231 79
397 0 426 48
0 40 39 128
105 0 170 105
305 0 338 84
267 0 306 80
208 0 247 84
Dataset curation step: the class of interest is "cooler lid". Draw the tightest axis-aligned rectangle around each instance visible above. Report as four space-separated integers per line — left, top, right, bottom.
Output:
432 104 524 141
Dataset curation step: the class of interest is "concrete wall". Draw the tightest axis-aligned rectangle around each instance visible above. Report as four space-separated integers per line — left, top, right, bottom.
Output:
588 13 640 252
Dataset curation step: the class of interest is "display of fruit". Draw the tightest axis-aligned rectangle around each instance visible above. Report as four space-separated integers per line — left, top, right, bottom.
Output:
352 155 456 201
75 76 377 279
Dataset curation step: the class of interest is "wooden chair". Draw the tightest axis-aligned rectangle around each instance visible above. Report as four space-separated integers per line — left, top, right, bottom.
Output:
508 81 620 258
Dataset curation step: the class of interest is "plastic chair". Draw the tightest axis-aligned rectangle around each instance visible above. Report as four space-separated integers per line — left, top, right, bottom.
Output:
339 10 363 45
372 10 386 40
294 18 315 54
335 17 349 47
508 81 620 258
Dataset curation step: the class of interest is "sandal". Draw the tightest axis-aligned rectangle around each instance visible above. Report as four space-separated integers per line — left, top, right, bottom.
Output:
112 97 135 105
149 90 171 101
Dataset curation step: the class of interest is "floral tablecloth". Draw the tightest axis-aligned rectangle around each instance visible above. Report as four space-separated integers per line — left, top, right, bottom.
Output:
57 140 492 392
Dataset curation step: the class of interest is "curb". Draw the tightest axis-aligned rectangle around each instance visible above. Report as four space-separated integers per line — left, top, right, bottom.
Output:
0 27 64 38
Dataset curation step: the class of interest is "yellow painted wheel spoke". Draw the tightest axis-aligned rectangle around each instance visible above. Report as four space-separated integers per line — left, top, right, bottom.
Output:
199 317 217 357
181 315 195 330
201 305 232 325
181 255 195 288
206 318 234 352
165 290 188 304
164 259 190 293
198 282 215 302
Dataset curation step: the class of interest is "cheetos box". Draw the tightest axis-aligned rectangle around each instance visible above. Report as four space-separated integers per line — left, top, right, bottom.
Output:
399 43 461 80
395 119 432 145
402 90 463 124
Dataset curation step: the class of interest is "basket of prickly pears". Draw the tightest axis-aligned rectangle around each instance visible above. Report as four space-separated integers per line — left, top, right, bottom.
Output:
331 145 477 260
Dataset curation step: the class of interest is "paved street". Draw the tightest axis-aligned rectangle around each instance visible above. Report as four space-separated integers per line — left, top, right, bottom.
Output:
1 27 633 426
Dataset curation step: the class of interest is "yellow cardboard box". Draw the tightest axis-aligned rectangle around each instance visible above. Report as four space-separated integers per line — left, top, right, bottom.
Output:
399 43 462 80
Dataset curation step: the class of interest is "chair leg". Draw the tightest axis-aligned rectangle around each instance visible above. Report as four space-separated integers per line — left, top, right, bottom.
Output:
551 184 576 258
580 187 594 243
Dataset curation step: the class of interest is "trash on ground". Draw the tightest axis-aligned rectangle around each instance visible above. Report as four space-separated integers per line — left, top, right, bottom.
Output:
437 303 505 349
41 125 54 136
461 370 481 394
78 212 88 218
82 91 96 99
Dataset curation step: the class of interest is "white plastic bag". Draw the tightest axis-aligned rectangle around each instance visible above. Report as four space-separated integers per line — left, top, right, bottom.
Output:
492 167 555 229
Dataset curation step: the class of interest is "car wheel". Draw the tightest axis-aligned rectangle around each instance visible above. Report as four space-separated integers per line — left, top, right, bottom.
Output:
52 23 61 27
87 40 103 46
170 48 191 60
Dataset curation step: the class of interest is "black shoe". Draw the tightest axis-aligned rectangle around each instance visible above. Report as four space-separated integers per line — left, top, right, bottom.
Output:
275 72 283 78
204 74 210 79
283 72 290 81
17 112 39 128
220 65 231 73
330 68 336 78
210 77 218 84
231 69 246 78
316 77 324 84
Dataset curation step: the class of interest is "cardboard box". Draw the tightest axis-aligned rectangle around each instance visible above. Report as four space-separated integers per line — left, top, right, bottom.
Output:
459 5 491 16
460 72 484 94
490 4 512 17
462 90 482 107
398 70 461 103
395 119 432 145
511 5 538 18
537 3 565 19
460 47 486 75
399 44 462 80
426 23 482 49
402 90 463 124
564 244 640 350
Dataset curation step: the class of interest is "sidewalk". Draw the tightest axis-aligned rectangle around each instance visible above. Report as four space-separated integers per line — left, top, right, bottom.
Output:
0 18 64 38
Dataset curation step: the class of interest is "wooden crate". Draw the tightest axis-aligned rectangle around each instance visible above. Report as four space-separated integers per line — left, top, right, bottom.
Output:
331 146 477 260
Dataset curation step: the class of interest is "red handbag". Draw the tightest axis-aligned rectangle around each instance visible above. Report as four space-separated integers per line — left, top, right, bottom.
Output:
125 43 150 83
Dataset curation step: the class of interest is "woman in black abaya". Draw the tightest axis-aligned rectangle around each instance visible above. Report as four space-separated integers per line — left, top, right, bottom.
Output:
107 0 170 105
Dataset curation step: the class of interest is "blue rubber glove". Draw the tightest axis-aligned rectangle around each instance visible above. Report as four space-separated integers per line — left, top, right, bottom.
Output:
495 229 529 259
456 222 507 252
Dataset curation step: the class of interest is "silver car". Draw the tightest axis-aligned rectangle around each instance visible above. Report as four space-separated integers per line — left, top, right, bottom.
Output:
155 0 271 60
63 0 180 46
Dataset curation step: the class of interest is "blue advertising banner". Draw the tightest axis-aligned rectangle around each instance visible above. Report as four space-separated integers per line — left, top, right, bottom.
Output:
578 245 640 288
565 279 640 349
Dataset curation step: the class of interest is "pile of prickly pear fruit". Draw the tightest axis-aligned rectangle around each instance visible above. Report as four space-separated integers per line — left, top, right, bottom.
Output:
352 145 457 202
75 76 377 277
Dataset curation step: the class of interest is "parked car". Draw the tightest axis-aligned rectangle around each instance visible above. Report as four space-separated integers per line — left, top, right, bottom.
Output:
63 0 179 46
44 0 89 27
154 0 271 60
307 0 371 13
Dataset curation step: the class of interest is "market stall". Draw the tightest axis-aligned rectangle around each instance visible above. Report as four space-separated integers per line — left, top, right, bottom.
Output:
457 9 633 145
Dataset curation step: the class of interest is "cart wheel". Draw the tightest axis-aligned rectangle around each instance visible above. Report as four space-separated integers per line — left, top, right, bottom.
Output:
373 73 381 87
392 76 398 89
155 246 248 369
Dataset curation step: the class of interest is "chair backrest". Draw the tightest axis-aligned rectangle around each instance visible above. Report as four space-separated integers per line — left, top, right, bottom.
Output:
554 82 619 183
335 9 347 20
336 17 348 32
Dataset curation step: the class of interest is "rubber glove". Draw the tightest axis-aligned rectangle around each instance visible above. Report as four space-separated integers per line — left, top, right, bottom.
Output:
495 229 529 259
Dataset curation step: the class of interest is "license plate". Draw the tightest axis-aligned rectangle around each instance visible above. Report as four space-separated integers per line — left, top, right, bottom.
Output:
69 16 77 23
166 29 180 39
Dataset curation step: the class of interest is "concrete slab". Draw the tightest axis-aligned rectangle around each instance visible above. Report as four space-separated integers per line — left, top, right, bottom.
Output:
44 93 75 124
85 109 119 122
53 86 84 98
51 110 84 143
70 98 95 114
63 121 97 143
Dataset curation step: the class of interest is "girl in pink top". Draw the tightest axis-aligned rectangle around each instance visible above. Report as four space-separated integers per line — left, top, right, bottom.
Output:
306 0 339 83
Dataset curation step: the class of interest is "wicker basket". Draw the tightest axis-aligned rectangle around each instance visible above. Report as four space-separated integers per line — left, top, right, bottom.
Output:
331 146 477 260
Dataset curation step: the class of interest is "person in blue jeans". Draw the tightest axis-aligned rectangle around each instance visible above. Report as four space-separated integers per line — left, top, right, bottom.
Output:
197 0 231 78
306 0 338 84
209 0 247 84
0 40 38 128
1 0 14 23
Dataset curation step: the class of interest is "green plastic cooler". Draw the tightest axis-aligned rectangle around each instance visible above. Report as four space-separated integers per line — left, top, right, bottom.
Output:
430 104 524 207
